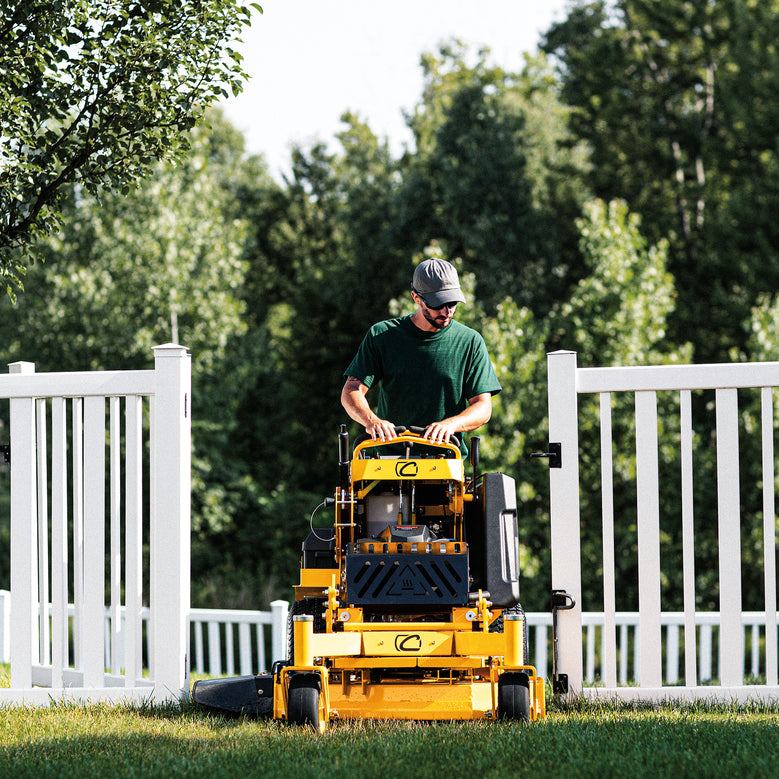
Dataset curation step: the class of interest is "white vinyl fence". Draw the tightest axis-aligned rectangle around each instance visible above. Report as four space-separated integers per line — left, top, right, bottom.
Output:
0 592 288 680
3 348 775 705
0 346 190 705
2 594 770 686
173 608 779 685
189 601 289 677
547 351 779 703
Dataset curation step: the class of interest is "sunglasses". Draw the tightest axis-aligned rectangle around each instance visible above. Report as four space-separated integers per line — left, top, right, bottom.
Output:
415 291 459 311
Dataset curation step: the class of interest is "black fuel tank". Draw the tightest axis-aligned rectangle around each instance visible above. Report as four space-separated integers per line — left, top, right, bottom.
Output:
466 472 520 608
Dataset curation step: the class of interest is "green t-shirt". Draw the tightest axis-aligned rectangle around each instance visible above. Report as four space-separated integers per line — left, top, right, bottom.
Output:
344 316 501 436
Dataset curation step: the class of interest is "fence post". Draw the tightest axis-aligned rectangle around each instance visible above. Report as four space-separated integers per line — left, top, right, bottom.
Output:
151 345 191 703
271 600 289 663
0 590 10 663
635 391 663 687
546 350 583 696
760 387 778 686
715 389 744 686
9 361 37 689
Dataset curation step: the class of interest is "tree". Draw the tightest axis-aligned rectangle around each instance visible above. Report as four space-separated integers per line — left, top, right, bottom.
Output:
400 42 591 315
0 0 259 298
0 114 251 373
0 111 263 605
541 0 779 361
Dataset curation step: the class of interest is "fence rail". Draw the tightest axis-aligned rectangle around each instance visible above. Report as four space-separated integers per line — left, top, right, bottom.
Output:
1 592 774 687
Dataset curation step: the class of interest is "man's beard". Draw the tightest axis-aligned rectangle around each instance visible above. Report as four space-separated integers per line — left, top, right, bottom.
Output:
422 308 451 330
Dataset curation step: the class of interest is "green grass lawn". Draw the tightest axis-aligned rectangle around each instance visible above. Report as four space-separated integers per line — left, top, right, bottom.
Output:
0 689 776 778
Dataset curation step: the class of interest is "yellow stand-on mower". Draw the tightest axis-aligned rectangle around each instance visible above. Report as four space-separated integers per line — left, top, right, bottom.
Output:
193 426 545 731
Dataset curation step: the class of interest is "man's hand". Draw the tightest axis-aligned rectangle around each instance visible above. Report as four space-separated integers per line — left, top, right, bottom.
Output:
366 420 397 442
423 420 460 444
422 393 494 444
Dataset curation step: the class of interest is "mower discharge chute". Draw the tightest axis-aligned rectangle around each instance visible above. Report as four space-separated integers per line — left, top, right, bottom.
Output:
193 425 545 731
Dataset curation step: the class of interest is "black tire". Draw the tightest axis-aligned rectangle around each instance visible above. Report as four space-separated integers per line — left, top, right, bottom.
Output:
287 673 321 727
497 671 531 721
287 598 326 662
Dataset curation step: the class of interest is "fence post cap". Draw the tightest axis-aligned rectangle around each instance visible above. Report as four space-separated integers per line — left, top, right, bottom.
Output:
8 361 36 374
152 343 190 356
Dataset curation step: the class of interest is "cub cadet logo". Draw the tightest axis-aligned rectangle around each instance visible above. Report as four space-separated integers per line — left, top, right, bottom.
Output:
395 461 418 477
394 634 422 652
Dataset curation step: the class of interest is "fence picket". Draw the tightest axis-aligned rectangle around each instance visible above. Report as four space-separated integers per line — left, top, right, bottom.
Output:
71 397 84 672
51 398 68 687
599 392 617 688
125 395 144 687
83 395 106 689
761 387 778 686
680 389 698 686
715 388 744 688
110 397 122 676
35 398 49 666
239 623 252 675
208 622 221 676
635 390 663 688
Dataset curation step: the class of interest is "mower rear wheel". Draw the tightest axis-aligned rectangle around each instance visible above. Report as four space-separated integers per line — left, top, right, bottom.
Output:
489 603 529 665
287 598 326 662
287 673 321 727
497 671 531 721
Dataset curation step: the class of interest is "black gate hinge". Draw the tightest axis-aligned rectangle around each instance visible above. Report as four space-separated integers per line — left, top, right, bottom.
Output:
1 444 9 465
530 442 562 469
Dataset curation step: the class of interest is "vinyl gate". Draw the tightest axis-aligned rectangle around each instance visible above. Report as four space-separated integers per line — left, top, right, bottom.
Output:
547 350 778 702
0 344 190 704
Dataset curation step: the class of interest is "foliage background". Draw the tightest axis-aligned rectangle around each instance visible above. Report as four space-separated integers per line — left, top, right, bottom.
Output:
0 1 777 616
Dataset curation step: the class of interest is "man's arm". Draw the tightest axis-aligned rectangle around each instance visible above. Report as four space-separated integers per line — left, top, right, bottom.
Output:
423 393 493 445
341 376 397 442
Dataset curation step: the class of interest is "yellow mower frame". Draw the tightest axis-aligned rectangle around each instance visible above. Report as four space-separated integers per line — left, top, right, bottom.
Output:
193 426 545 730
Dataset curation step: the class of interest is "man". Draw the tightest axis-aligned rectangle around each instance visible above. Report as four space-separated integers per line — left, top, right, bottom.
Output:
341 258 501 450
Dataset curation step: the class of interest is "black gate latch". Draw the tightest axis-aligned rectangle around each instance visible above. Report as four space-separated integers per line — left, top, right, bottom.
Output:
530 442 562 469
1 444 9 465
551 588 576 694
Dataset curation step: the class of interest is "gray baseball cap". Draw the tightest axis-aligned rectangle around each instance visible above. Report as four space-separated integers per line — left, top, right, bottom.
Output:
412 259 466 307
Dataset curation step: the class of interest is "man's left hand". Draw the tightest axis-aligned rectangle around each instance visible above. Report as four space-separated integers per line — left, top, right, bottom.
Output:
423 420 459 444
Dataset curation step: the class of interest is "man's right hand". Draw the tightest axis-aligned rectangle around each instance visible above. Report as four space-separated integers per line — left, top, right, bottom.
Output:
365 420 397 442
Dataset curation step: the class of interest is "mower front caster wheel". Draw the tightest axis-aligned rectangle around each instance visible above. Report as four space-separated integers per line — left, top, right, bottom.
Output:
497 671 531 721
287 673 321 728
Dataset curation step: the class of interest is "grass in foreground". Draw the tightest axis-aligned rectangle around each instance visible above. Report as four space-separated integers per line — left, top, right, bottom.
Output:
0 696 776 778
